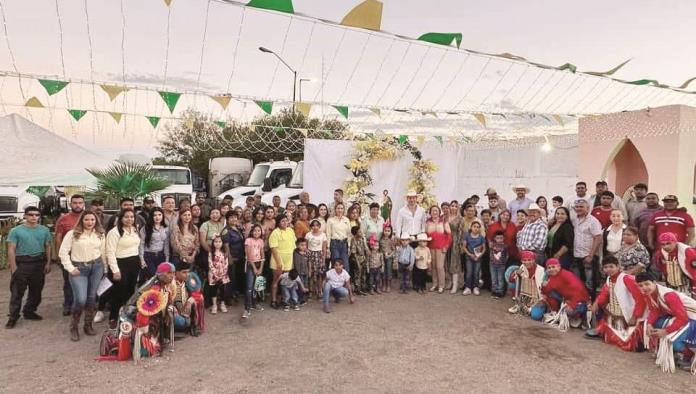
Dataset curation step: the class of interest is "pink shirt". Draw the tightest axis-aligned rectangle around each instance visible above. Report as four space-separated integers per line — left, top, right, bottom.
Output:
245 238 265 262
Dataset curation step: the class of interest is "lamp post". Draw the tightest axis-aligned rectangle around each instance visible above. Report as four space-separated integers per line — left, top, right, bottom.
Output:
259 46 297 111
298 78 314 103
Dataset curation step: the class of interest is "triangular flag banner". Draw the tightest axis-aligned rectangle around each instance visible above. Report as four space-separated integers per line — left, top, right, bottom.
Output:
552 114 564 127
416 136 425 146
158 91 181 113
246 0 294 13
109 112 122 124
255 101 273 115
147 116 161 128
496 53 527 61
215 121 227 129
24 97 44 108
417 33 463 49
68 109 87 122
398 135 408 145
627 79 660 86
340 0 382 31
585 59 630 77
557 63 577 73
100 84 128 101
421 111 437 117
678 77 696 89
333 105 349 119
297 128 308 137
472 113 486 127
296 102 312 117
210 95 232 110
163 0 173 6
434 136 443 145
38 79 69 96
394 109 409 113
369 107 381 117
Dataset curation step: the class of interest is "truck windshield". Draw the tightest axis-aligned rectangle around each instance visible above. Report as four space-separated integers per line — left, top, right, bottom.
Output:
153 169 191 185
246 164 270 187
287 162 303 188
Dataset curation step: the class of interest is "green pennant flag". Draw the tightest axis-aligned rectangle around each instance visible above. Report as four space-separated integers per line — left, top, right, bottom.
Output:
557 63 577 73
147 116 161 128
434 136 443 145
255 101 273 115
215 121 227 129
246 0 294 13
398 135 408 145
67 109 87 121
333 105 349 119
627 79 659 86
417 32 463 48
38 79 69 95
25 186 50 197
585 59 630 77
158 91 181 113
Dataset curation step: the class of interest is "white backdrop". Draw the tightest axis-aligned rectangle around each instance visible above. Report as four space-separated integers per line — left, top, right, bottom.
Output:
304 137 579 207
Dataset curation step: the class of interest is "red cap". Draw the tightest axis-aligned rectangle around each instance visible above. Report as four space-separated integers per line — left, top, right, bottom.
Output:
520 250 535 261
546 258 560 267
659 232 678 244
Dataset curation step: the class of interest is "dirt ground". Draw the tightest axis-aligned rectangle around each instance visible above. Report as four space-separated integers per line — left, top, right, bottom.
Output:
0 268 694 393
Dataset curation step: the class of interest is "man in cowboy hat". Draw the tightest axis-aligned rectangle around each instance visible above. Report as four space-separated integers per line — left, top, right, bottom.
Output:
516 203 548 266
395 191 427 238
485 187 507 211
508 184 533 216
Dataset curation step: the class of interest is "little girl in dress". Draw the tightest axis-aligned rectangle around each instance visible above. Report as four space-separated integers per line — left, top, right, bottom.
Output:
208 235 230 314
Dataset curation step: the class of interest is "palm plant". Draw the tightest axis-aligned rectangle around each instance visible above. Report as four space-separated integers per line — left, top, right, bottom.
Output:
86 161 170 203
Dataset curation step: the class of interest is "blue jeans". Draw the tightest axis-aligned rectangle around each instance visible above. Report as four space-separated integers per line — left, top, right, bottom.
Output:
282 286 298 305
369 268 381 290
330 239 349 271
465 256 481 290
322 282 349 305
655 316 696 353
68 260 104 312
245 261 260 310
490 264 506 294
384 257 393 280
398 264 411 291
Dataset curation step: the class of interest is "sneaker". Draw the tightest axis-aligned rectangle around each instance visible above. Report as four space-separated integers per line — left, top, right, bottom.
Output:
23 312 43 320
429 286 437 292
293 305 300 311
462 288 472 296
253 305 265 312
508 304 520 314
283 305 290 312
219 303 228 313
210 304 218 315
94 311 105 323
241 310 250 319
299 300 307 306
478 279 484 287
437 288 444 294
473 287 480 296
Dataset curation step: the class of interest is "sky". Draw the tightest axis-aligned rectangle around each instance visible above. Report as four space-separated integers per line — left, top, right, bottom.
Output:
1 0 695 159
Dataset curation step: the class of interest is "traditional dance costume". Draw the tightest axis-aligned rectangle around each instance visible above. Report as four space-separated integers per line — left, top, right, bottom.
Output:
655 243 696 297
594 272 647 351
541 267 590 318
511 263 546 320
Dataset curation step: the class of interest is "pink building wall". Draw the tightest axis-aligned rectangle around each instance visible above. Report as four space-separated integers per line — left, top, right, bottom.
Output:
579 105 696 216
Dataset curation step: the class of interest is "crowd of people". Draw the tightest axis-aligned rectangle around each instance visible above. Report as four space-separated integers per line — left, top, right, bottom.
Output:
4 181 696 372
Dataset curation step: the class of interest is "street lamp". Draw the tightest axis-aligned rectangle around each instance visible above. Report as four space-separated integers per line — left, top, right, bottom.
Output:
298 78 315 103
258 46 297 111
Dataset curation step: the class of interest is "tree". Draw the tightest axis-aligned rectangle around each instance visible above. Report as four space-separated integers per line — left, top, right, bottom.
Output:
86 161 171 205
155 108 347 184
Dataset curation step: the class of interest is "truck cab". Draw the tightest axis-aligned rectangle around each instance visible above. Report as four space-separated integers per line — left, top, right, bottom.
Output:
0 186 40 219
261 160 303 207
217 160 297 206
151 165 196 207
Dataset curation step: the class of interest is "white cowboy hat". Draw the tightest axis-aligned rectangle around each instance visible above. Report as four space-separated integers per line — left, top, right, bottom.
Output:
485 187 497 196
405 191 418 197
415 233 431 242
526 203 542 212
512 184 531 193
399 232 413 240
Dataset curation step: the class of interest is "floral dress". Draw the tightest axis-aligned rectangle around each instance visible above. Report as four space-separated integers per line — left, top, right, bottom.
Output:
208 251 230 285
447 216 463 274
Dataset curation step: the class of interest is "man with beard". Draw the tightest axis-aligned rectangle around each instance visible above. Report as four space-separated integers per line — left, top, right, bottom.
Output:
632 192 662 254
623 183 648 224
89 199 111 228
54 194 85 316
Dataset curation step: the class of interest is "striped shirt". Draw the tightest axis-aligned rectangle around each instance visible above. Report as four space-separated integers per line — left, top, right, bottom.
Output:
649 209 694 243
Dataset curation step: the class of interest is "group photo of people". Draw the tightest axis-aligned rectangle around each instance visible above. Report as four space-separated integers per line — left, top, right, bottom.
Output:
5 180 696 373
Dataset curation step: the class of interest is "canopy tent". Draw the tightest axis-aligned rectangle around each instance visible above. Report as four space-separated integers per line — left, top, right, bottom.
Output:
0 113 111 186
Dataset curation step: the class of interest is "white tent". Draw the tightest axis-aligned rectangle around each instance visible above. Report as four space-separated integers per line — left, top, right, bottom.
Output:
0 113 112 186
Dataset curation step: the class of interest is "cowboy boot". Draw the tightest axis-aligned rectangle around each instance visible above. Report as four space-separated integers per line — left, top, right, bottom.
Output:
83 304 97 336
70 310 81 342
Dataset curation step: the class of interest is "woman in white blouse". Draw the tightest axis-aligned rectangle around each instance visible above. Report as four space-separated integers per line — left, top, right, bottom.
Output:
105 209 141 328
58 211 106 342
326 203 351 270
602 209 626 257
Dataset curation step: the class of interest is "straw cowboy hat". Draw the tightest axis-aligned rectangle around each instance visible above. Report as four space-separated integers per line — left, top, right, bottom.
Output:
405 191 418 198
512 184 531 193
526 203 542 212
415 233 431 242
399 232 413 241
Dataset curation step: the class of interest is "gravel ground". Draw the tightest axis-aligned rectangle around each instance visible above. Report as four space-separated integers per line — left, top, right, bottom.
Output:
0 268 694 393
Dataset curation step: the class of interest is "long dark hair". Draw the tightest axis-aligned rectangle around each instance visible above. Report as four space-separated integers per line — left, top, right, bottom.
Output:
144 207 167 247
116 208 136 236
551 206 573 229
317 203 329 221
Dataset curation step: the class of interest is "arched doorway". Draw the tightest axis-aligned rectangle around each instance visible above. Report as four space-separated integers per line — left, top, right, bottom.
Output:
602 139 649 196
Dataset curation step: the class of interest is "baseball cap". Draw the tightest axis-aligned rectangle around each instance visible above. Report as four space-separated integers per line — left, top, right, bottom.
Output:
662 195 678 202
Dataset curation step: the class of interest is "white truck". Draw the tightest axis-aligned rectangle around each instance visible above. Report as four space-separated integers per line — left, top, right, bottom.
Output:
208 158 253 198
217 159 297 206
0 186 40 219
151 165 196 207
261 160 304 207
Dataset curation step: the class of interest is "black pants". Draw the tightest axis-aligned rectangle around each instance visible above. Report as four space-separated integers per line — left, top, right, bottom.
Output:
480 250 491 290
413 267 428 291
9 257 46 319
107 256 140 321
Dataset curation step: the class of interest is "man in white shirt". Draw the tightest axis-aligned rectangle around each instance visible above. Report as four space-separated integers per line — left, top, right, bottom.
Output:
571 200 603 298
394 192 427 238
322 260 354 313
565 181 592 221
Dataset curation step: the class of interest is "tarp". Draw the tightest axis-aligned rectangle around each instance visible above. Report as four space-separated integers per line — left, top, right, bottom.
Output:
0 114 112 186
304 137 578 208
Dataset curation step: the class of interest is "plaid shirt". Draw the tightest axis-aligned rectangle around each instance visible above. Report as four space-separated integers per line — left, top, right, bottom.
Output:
516 218 548 252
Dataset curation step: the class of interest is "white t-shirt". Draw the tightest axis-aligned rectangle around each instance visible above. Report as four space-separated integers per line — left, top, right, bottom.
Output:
325 268 350 289
305 231 327 252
